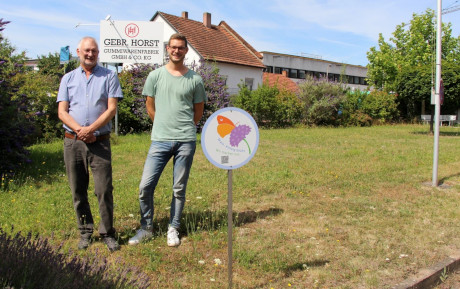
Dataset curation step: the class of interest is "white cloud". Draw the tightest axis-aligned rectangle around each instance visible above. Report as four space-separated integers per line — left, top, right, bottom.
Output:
267 0 436 41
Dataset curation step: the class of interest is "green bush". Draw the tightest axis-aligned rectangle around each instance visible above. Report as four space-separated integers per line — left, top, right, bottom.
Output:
361 90 399 123
340 90 399 126
231 82 302 127
298 76 347 126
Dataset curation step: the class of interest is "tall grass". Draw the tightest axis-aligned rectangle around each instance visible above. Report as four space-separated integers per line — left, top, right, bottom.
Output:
1 125 459 288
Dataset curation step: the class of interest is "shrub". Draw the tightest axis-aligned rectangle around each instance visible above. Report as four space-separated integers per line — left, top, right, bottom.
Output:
339 90 372 126
0 19 35 187
0 227 150 289
231 82 302 127
117 60 229 134
298 76 347 126
190 60 229 131
340 90 398 126
118 64 154 134
13 72 62 141
360 90 399 123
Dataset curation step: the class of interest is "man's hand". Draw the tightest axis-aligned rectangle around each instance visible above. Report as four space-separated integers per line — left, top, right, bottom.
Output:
76 127 96 143
84 134 96 143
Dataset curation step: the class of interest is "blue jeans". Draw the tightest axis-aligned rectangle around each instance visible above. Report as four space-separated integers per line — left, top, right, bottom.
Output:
138 141 196 230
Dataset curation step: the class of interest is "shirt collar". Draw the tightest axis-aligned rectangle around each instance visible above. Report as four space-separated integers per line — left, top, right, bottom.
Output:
79 64 100 74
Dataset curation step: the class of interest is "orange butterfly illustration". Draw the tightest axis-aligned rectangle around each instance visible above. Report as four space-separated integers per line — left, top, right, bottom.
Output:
217 115 235 138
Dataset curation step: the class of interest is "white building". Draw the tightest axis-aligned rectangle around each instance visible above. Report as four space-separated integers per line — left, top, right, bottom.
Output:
261 51 368 90
151 11 266 95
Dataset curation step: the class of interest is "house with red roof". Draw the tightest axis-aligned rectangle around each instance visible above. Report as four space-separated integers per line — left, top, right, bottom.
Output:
151 11 265 95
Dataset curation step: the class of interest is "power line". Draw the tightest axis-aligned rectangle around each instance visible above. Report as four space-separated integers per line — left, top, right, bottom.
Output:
442 4 460 14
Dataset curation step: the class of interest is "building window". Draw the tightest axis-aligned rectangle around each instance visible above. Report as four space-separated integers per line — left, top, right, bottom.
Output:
275 67 282 74
289 69 298 78
298 70 306 79
265 66 273 73
245 78 254 91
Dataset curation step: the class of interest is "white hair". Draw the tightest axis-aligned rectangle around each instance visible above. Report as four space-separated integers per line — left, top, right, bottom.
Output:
77 36 98 50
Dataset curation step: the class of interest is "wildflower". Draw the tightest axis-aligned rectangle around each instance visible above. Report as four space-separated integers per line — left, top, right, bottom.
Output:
198 260 205 264
214 258 222 265
129 214 134 218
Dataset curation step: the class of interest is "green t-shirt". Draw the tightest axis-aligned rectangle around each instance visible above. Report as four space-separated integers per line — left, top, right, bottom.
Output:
142 67 206 141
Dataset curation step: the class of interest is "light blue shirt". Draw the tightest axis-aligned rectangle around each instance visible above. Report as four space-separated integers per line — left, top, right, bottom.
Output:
57 65 123 135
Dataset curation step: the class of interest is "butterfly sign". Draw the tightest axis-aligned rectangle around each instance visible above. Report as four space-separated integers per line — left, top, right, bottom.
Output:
201 107 259 170
217 115 252 153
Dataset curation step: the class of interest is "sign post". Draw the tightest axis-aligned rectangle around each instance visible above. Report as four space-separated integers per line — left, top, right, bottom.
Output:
201 107 259 288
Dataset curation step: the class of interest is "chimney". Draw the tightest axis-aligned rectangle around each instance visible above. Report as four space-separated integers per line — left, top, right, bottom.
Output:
181 11 188 19
282 70 288 77
203 12 211 28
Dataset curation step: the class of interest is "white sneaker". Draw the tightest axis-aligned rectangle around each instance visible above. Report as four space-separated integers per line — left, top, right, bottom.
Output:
128 229 153 245
167 226 180 247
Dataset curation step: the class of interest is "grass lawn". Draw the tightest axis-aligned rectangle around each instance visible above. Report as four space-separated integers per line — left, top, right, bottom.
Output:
1 124 459 288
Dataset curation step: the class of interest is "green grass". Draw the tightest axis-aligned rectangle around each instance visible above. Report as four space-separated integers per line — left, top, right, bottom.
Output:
1 124 460 288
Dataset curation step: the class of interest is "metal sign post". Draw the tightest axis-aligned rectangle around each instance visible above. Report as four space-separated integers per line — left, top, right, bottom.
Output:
227 169 233 289
201 107 259 288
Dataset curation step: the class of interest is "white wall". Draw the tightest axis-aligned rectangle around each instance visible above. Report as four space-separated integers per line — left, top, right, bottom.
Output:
216 63 263 95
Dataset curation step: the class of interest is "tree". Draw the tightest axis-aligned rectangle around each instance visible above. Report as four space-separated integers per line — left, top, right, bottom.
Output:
0 19 35 186
366 9 460 120
11 53 77 141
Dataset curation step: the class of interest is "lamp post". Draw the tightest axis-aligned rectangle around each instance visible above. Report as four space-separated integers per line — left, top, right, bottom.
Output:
432 0 442 186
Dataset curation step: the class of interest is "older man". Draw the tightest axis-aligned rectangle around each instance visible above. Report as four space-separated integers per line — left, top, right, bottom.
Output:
57 36 123 252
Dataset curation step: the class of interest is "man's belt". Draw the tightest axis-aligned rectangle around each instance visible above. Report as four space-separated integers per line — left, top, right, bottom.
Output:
65 132 110 142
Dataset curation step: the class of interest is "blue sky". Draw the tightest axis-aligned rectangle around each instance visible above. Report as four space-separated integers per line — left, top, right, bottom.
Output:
1 0 459 66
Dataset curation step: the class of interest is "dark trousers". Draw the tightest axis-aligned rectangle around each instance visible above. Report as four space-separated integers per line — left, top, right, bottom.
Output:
64 137 115 238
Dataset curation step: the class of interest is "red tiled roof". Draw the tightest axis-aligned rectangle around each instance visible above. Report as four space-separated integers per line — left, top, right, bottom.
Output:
263 72 300 93
154 12 265 68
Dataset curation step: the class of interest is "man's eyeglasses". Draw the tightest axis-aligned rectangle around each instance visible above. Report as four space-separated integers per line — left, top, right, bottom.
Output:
168 46 187 51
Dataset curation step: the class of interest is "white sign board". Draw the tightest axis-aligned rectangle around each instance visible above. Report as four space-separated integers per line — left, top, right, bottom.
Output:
99 21 164 64
201 107 259 170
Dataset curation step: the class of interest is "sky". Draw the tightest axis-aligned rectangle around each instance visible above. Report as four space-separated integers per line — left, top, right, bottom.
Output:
1 0 460 66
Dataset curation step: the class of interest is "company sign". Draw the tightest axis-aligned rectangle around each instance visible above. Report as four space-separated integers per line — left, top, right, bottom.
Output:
99 21 163 64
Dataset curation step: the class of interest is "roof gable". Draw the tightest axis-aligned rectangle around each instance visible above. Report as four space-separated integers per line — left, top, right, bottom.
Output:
155 12 264 68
